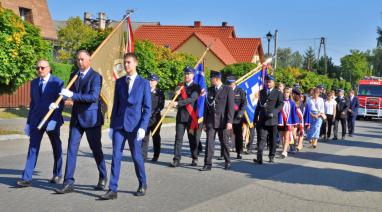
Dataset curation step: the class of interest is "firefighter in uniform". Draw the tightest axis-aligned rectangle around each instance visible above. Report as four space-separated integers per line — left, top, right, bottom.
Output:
142 73 165 162
200 71 234 171
226 76 247 159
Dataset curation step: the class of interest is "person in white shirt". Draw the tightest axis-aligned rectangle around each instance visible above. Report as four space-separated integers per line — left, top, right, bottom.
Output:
307 88 325 148
323 91 337 141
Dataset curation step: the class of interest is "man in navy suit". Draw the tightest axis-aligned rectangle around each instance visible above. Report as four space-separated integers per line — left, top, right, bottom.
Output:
55 50 107 194
100 53 151 200
17 60 64 187
347 90 359 137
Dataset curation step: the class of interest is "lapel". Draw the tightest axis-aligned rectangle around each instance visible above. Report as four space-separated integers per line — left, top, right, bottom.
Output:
34 79 42 101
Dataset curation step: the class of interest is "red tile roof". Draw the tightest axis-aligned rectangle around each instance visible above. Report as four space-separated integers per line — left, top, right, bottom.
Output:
134 23 263 65
222 38 264 63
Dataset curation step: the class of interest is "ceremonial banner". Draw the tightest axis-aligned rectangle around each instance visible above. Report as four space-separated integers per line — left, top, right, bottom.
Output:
237 68 266 126
91 18 126 118
193 63 207 123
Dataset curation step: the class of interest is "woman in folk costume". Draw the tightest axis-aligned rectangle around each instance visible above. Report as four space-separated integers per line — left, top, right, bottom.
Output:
307 88 326 148
292 88 305 151
278 87 298 158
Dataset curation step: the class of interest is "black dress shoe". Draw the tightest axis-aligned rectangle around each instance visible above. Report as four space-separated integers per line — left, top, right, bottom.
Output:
216 156 223 160
224 162 231 170
236 155 242 159
95 178 107 190
17 180 32 187
269 157 275 163
253 159 263 164
199 165 212 171
55 184 74 194
349 134 353 137
151 157 158 162
170 160 180 167
333 137 338 140
191 159 198 166
134 185 147 196
49 176 62 184
99 190 118 200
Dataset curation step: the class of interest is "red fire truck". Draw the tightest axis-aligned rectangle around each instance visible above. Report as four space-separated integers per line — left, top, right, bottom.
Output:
357 76 382 119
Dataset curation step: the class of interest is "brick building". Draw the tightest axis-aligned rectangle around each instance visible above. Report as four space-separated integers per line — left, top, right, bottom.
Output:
0 0 57 40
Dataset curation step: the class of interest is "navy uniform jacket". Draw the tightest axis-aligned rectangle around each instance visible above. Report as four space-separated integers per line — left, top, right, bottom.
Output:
68 68 104 128
27 75 64 128
232 87 247 124
204 85 234 129
348 96 359 117
149 88 165 127
110 75 151 132
335 96 350 119
176 82 201 123
254 88 284 126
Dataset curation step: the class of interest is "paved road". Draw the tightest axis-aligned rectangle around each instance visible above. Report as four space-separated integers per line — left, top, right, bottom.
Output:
0 119 381 212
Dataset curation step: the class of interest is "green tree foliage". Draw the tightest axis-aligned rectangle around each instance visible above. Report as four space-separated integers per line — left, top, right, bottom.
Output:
377 26 382 48
275 67 352 93
303 46 317 71
275 48 303 69
78 28 113 55
370 48 382 76
134 40 197 91
50 62 73 85
220 62 258 81
57 17 97 62
340 50 372 85
0 6 52 94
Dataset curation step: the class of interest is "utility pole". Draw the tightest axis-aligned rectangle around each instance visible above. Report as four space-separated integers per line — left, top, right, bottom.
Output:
273 29 278 70
317 37 327 74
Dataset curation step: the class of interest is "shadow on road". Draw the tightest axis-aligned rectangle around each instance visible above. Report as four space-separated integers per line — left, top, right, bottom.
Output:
230 160 382 192
289 151 382 169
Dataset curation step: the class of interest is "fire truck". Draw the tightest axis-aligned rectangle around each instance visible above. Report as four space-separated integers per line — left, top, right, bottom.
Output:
357 76 382 119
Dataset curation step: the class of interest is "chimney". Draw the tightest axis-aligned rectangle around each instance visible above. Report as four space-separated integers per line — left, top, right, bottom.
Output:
98 12 106 30
194 21 201 27
222 22 228 27
84 12 91 25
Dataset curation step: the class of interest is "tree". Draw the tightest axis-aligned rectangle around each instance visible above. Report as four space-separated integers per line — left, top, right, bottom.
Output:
134 40 197 91
0 6 52 94
220 62 258 81
57 17 97 62
276 48 292 69
369 47 382 77
290 51 303 68
377 26 382 48
303 46 317 71
340 50 372 86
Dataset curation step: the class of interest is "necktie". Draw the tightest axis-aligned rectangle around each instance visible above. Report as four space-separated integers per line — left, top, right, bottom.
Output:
39 79 44 96
126 77 130 96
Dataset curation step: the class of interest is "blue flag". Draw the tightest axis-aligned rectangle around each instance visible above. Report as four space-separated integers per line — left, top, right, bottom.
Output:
237 68 266 126
193 63 207 123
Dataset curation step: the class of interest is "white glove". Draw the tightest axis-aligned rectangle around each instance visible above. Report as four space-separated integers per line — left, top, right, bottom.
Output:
49 102 59 110
24 124 30 137
46 120 57 131
137 128 145 141
59 89 73 98
108 128 113 140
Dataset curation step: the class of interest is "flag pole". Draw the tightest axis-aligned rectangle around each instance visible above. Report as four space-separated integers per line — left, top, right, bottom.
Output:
37 73 79 130
152 41 215 135
92 10 134 115
235 57 273 85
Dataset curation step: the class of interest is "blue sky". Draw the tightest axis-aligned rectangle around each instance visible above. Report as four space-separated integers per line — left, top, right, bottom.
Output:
47 0 381 65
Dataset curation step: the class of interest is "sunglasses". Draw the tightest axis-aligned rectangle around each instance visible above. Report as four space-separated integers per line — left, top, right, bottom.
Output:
36 66 49 70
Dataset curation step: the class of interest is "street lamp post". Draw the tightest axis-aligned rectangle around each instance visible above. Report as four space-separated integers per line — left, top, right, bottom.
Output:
266 31 273 55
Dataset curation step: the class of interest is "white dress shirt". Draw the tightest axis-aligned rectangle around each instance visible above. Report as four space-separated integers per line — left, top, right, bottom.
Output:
126 73 138 94
39 73 51 93
308 97 325 114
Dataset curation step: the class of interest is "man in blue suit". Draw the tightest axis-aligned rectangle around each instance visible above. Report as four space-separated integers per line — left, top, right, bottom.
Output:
17 60 64 187
347 90 359 137
100 52 151 200
55 50 107 194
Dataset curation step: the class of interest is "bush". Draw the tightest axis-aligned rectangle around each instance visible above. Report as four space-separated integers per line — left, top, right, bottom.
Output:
0 6 52 94
50 62 73 85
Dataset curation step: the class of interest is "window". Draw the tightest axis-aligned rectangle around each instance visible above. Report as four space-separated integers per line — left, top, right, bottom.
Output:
358 85 382 97
19 7 33 24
